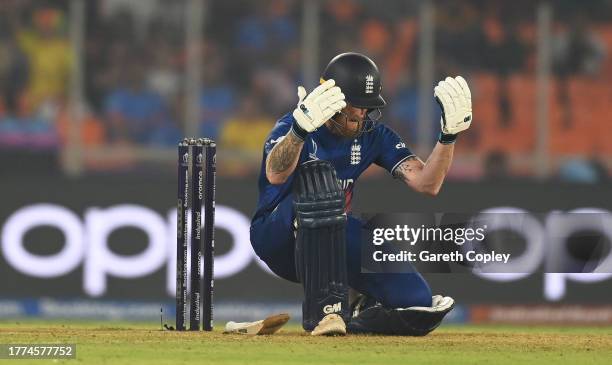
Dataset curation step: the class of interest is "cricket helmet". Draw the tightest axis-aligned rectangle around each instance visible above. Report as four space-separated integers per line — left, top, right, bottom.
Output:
321 52 386 109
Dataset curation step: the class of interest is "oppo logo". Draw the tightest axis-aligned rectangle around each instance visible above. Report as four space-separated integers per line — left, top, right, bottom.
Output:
2 204 611 301
470 207 612 301
1 204 274 297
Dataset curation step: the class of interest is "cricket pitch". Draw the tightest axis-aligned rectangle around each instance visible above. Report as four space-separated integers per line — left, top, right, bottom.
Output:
1 320 611 364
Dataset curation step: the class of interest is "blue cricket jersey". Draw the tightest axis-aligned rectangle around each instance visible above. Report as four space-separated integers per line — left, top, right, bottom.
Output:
252 113 414 221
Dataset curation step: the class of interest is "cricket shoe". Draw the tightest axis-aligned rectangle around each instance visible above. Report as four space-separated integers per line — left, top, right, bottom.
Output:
311 314 346 336
351 293 379 318
223 313 290 335
347 295 455 336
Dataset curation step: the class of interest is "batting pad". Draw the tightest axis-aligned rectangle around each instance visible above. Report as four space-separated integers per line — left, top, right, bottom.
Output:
294 160 350 331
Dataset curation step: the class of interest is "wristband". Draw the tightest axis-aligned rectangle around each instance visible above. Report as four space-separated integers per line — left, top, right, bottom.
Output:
290 120 309 141
438 132 457 144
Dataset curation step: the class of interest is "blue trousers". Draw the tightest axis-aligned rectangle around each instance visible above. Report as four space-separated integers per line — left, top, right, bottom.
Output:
250 194 432 308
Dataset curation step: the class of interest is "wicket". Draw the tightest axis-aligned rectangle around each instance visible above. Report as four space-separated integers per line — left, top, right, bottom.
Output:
176 138 216 331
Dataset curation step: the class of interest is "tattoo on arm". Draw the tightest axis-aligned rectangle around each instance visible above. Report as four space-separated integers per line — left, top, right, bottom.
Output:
392 156 422 182
267 132 304 174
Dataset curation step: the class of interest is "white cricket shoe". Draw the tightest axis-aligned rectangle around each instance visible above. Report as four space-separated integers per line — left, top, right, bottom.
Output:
311 314 346 336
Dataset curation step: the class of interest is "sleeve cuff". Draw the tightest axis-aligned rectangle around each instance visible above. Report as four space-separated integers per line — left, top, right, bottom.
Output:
390 154 416 176
438 132 457 144
290 121 308 141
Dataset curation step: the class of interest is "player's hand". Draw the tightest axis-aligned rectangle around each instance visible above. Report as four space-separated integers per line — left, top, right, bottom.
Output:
434 76 472 143
291 79 346 140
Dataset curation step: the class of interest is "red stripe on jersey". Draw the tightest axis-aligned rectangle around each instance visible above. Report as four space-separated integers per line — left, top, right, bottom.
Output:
344 186 353 213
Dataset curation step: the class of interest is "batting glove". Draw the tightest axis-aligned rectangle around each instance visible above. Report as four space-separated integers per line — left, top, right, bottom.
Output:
434 76 472 144
291 79 346 140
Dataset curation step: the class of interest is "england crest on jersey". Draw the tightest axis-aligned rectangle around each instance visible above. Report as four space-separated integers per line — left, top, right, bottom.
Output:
350 140 361 165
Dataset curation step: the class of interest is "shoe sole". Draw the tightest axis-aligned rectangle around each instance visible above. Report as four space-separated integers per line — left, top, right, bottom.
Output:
311 314 346 336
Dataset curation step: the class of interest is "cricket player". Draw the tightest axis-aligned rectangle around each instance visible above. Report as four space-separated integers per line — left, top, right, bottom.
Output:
250 52 471 335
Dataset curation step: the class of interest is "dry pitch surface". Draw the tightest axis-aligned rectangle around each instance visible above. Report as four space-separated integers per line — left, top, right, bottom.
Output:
1 320 611 364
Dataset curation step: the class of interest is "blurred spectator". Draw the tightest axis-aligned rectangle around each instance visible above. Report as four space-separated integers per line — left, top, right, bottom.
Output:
389 75 442 146
321 0 362 64
360 19 391 62
17 8 72 119
57 109 106 147
0 4 65 151
435 1 488 75
220 94 274 167
236 0 297 53
483 151 511 181
84 7 136 110
558 158 602 184
553 13 607 127
553 14 606 76
232 0 298 86
146 41 182 100
148 110 182 147
485 19 529 126
104 61 172 144
100 0 159 40
0 23 29 117
145 14 184 99
251 64 297 117
199 42 236 140
388 80 420 145
589 158 610 183
384 19 418 94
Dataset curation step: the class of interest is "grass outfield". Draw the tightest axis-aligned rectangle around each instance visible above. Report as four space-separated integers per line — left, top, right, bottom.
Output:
1 320 611 364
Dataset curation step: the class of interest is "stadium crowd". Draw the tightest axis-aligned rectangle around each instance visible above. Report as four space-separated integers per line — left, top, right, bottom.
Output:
0 0 610 181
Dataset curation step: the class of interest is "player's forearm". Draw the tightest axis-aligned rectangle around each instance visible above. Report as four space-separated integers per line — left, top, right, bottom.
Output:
417 142 454 196
413 74 470 195
265 132 304 184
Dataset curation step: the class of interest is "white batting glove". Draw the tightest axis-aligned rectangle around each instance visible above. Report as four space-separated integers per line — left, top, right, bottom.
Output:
291 79 346 140
434 76 472 143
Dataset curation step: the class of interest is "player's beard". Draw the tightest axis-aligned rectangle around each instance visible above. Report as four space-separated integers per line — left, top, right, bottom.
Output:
329 113 364 139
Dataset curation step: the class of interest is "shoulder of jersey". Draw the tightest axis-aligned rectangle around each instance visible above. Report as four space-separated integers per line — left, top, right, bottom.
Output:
372 122 388 132
367 122 388 138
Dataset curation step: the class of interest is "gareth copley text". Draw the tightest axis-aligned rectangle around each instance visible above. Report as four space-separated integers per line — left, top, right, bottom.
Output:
373 250 511 264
